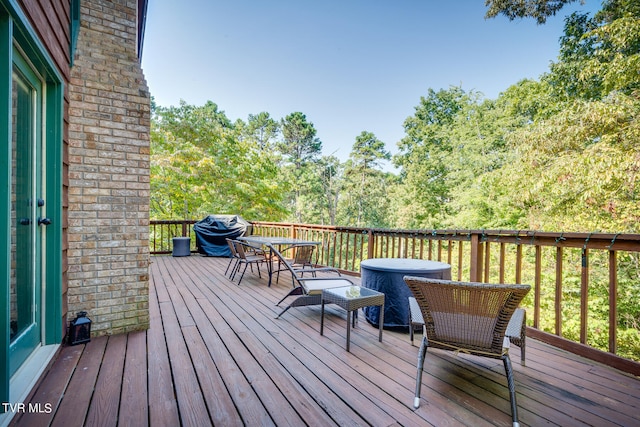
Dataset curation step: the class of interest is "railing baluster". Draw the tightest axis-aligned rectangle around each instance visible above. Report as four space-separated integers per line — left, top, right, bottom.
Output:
581 248 589 345
470 233 480 282
555 246 563 336
457 241 463 281
499 242 506 284
484 241 490 283
609 250 617 354
534 245 542 329
515 244 522 284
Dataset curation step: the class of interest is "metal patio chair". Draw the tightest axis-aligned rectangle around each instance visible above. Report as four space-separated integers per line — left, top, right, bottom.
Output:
231 239 267 285
271 244 354 318
275 243 317 283
224 238 240 277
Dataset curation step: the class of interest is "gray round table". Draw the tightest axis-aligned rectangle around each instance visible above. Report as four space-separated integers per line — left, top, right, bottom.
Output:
360 258 451 329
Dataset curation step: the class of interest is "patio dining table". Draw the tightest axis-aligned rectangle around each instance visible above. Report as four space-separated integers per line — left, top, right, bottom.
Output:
238 236 321 286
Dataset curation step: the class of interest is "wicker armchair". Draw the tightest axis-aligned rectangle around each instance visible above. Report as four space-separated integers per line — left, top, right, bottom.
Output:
404 276 530 427
408 296 528 366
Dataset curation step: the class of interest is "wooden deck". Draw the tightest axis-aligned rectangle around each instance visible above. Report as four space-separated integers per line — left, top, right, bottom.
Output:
10 255 640 426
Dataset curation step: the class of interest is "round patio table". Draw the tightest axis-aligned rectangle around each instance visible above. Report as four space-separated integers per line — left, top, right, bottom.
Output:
360 258 451 329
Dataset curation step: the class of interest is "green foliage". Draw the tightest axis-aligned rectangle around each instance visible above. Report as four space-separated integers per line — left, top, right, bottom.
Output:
503 93 640 232
485 0 581 24
279 112 322 168
150 100 287 220
339 132 392 227
392 87 469 228
277 112 324 223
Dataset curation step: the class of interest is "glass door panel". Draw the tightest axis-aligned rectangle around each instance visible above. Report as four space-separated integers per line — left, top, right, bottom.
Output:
9 52 42 376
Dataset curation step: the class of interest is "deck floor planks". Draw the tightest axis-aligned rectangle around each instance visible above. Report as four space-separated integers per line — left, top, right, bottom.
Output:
10 255 640 427
50 335 108 427
176 256 364 421
179 326 244 427
10 344 84 427
184 256 473 427
119 331 148 427
507 340 640 425
249 265 502 427
84 334 127 427
162 258 276 427
156 268 211 427
188 255 556 427
180 256 373 427
147 267 181 427
273 304 472 426
170 258 298 427
184 255 640 427
526 339 640 408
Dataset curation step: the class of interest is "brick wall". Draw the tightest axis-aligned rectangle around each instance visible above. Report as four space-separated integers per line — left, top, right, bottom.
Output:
67 0 150 335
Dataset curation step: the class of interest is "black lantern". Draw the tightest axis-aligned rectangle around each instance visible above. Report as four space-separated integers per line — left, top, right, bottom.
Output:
68 311 92 345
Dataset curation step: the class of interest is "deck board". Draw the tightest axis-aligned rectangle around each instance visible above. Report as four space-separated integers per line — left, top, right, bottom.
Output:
147 271 180 427
10 255 640 427
85 333 126 427
119 330 148 427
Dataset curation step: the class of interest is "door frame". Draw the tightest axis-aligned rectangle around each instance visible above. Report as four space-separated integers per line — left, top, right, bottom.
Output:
9 44 45 376
0 0 63 409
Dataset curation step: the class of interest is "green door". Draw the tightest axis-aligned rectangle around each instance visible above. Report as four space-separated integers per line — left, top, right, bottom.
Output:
9 48 44 376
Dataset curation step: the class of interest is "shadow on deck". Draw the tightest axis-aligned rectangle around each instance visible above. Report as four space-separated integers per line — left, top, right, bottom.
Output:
9 255 640 426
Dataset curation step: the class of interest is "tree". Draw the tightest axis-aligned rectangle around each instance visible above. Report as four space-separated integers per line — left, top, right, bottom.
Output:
545 11 601 101
485 0 583 24
150 100 287 220
501 93 640 232
544 1 640 100
393 87 479 228
278 112 323 222
317 155 343 225
278 112 322 169
237 112 280 150
581 1 640 96
339 132 391 227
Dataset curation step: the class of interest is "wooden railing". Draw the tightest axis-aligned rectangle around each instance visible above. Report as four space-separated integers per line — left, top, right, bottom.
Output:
150 219 640 376
149 219 198 254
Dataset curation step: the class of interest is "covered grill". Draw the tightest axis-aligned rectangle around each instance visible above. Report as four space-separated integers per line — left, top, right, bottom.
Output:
193 215 252 257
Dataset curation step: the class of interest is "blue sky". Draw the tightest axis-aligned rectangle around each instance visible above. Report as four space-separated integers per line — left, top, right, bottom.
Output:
142 1 601 164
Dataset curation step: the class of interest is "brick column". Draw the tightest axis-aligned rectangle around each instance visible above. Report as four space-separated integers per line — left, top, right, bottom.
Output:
67 0 150 335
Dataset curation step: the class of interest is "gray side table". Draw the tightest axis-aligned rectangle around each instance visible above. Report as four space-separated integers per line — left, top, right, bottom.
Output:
172 237 191 257
321 285 385 352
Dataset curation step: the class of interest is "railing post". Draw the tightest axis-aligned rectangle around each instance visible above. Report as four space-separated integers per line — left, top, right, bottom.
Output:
367 229 374 260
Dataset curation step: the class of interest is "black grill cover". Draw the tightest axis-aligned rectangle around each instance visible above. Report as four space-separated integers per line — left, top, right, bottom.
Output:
194 215 251 257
